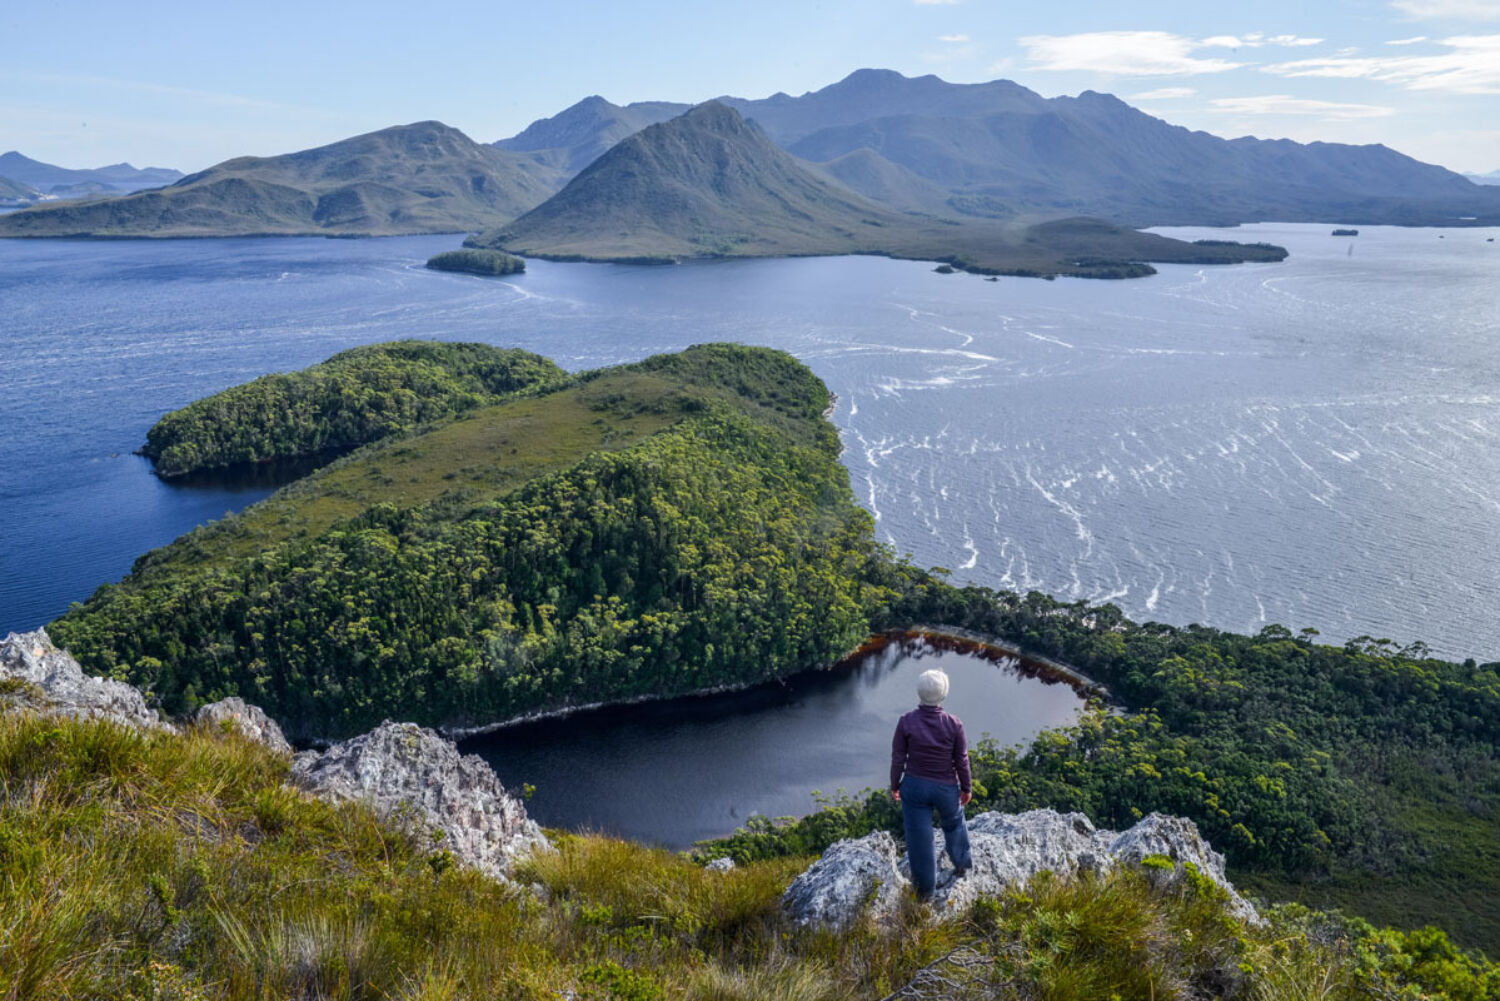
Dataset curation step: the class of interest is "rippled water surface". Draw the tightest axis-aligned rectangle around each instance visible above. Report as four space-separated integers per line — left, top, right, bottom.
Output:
2 225 1497 660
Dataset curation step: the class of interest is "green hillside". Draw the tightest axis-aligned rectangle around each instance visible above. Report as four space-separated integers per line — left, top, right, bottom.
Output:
53 344 889 739
142 341 563 477
0 122 567 238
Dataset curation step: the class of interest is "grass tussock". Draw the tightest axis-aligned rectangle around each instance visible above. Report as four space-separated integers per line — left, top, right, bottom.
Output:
2 710 1496 1000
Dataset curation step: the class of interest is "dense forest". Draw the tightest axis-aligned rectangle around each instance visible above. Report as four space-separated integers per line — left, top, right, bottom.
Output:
52 340 1500 953
55 345 891 738
140 340 565 476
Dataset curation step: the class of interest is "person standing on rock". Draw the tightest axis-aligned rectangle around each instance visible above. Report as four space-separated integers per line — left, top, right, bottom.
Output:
890 668 973 900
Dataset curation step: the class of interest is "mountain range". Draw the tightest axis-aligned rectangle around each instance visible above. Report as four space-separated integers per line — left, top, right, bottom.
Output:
3 68 1494 243
469 101 1287 278
0 123 564 238
0 151 183 196
499 69 1499 228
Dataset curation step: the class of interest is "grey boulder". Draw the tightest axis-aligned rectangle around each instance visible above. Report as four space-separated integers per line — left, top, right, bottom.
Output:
194 696 292 755
0 629 173 732
291 720 549 879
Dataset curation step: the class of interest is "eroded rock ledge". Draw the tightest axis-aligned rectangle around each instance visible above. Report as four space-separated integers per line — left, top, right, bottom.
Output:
0 628 173 731
291 720 550 879
782 808 1257 930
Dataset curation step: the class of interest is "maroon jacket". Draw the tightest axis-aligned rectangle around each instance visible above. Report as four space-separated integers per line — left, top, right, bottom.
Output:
891 704 972 794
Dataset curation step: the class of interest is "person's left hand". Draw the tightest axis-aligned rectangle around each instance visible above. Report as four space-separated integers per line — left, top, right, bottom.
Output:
892 789 901 802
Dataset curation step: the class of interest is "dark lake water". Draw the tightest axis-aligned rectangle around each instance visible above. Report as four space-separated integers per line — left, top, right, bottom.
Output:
2 224 1498 664
461 632 1090 848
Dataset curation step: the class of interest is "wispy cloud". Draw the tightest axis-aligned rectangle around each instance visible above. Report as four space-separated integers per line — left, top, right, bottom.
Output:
1386 35 1430 44
1211 95 1398 119
1264 33 1500 93
1200 33 1325 48
1017 30 1326 76
938 34 970 43
1129 87 1197 99
1391 0 1500 21
1019 31 1247 75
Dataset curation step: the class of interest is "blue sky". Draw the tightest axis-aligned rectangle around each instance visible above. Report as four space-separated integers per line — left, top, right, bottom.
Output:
3 0 1497 174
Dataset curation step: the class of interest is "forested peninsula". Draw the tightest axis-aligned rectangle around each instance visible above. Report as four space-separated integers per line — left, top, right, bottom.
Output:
52 342 1500 954
141 341 564 476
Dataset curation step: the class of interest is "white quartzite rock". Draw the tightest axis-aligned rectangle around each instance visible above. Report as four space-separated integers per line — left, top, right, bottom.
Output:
0 629 173 732
783 808 1257 930
291 720 549 879
194 696 292 755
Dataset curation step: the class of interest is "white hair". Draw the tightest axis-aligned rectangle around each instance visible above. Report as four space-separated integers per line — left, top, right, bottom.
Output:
917 669 949 705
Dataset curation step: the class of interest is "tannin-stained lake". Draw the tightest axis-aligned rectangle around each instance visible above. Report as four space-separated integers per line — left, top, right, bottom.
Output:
460 632 1091 848
2 223 1498 665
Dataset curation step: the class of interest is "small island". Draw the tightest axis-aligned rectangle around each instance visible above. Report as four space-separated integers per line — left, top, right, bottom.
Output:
1332 228 1360 236
426 248 527 276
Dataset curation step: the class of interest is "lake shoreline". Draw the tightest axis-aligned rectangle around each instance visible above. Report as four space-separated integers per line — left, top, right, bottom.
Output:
446 626 1105 744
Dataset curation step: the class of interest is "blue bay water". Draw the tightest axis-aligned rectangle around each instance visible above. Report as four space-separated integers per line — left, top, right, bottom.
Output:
1 225 1498 661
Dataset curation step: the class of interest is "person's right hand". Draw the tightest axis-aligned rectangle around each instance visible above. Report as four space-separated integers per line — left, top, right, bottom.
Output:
960 791 972 806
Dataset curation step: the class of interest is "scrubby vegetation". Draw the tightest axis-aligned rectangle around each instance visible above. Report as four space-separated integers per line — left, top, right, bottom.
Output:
141 341 565 476
426 248 526 276
57 345 887 739
3 709 1496 1001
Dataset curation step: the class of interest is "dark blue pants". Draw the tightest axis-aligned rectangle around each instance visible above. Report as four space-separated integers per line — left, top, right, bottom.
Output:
900 773 972 898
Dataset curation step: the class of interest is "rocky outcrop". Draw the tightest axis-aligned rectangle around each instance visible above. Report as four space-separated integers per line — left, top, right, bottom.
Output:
2 633 547 882
291 720 549 879
194 696 292 755
0 629 173 732
783 809 1256 930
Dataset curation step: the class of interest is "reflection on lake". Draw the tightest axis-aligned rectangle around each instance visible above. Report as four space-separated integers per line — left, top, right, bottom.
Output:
462 632 1091 849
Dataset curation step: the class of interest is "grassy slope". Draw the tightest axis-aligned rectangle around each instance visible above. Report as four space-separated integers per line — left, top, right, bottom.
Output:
0 122 567 238
467 102 1286 279
6 708 1490 1001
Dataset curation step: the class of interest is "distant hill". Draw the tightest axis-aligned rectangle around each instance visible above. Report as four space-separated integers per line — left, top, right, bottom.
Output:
0 175 42 207
495 95 690 175
1466 170 1500 186
473 102 909 261
471 102 1286 278
497 68 1500 228
0 123 568 238
0 151 181 194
